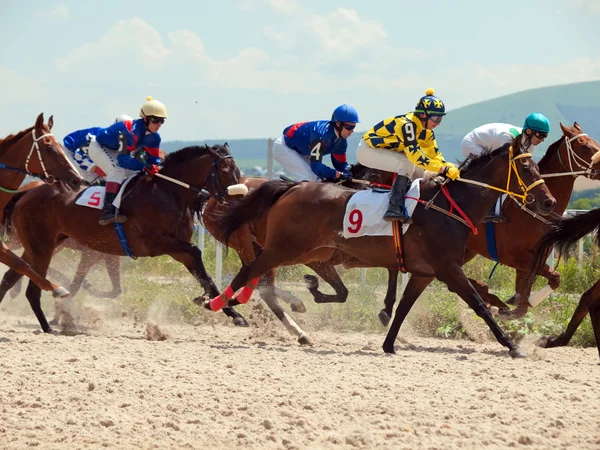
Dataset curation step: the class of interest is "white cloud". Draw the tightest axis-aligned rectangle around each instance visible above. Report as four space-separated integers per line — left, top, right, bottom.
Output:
36 4 70 20
566 0 600 14
264 0 302 15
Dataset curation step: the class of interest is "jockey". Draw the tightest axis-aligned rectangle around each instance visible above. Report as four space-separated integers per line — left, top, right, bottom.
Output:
85 96 167 225
357 88 457 224
63 114 133 182
460 113 550 223
272 104 359 182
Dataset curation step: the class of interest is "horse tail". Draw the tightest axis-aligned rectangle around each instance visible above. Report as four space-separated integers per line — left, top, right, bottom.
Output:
531 209 600 273
220 180 297 246
2 191 27 236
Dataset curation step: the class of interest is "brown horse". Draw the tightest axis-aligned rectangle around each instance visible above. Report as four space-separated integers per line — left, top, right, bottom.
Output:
0 144 249 332
6 180 123 301
199 164 388 343
379 123 600 323
0 113 82 298
530 208 600 360
209 143 556 356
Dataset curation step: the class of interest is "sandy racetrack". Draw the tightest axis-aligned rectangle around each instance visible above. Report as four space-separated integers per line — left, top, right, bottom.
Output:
0 309 598 450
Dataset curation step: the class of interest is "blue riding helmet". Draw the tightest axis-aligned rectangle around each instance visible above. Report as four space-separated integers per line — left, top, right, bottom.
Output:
332 104 360 123
523 112 551 133
415 88 446 116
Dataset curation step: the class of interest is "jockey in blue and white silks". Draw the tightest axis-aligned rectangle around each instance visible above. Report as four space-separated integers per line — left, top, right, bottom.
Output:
81 96 167 225
272 104 359 182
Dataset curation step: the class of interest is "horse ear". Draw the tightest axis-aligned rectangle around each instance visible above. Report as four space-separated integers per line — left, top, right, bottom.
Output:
48 115 54 130
559 122 568 134
35 113 44 129
224 142 230 152
573 121 582 131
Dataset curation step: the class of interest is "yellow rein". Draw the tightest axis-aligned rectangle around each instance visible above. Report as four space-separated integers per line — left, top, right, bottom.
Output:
457 146 545 203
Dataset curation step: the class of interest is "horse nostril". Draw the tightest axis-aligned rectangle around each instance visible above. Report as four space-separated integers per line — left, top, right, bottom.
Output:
544 198 555 209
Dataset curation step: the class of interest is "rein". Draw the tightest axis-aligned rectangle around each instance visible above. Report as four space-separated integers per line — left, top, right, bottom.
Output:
0 130 59 193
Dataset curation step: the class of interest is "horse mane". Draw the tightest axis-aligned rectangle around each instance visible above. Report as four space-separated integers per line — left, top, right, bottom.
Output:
538 136 565 167
0 126 34 156
162 144 230 167
349 163 371 178
459 142 512 175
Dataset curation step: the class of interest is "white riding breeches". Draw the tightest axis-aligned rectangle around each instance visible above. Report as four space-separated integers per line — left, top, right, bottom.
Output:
272 134 319 182
87 137 129 184
460 137 485 159
356 139 429 180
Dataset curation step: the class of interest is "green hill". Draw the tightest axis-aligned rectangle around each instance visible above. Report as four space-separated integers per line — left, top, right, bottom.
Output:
162 80 600 171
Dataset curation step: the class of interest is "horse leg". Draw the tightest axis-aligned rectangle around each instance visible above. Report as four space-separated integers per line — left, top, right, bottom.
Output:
382 276 433 354
65 249 99 298
303 261 348 304
167 243 248 327
468 277 511 313
0 244 68 299
540 279 600 352
0 268 27 304
8 278 23 300
22 250 56 333
379 269 399 327
437 266 522 357
258 269 311 345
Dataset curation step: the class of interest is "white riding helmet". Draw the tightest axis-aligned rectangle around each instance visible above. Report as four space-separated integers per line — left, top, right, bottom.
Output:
139 96 168 119
115 114 133 123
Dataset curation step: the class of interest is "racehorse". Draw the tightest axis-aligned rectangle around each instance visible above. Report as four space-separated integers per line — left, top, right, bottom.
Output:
0 113 82 299
6 180 123 301
379 123 600 323
530 208 600 360
209 143 556 356
0 144 249 332
199 164 389 344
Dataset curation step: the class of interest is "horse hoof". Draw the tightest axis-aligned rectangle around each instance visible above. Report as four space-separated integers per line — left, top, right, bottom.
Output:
506 295 517 306
52 287 70 299
378 310 391 327
298 334 312 346
290 303 307 313
509 348 527 358
489 306 499 317
233 317 249 327
303 274 319 290
382 343 396 354
201 300 213 311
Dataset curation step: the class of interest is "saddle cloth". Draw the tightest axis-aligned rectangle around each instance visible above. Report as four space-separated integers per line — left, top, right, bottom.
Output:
342 179 421 239
75 175 136 210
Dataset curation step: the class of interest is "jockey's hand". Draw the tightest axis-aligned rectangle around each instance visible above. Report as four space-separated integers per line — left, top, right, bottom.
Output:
439 166 460 180
144 164 160 175
338 170 353 182
91 166 106 177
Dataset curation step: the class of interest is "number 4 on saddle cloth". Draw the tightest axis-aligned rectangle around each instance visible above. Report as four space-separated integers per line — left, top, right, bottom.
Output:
342 179 421 239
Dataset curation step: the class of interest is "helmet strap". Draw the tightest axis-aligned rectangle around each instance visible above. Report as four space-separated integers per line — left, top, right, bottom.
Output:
333 120 344 135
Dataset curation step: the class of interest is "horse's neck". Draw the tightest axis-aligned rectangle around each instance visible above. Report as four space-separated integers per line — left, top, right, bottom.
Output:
154 161 208 206
538 142 577 215
0 134 29 215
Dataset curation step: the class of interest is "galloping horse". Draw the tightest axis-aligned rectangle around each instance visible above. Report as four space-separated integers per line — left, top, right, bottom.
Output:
0 144 249 332
200 164 388 343
530 209 600 360
0 113 82 298
379 123 600 323
209 143 556 356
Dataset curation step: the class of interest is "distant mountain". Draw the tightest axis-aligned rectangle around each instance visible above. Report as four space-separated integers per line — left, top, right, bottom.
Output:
162 80 600 169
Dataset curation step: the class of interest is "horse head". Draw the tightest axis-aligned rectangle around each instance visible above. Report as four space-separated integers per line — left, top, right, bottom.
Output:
31 113 82 191
559 122 600 179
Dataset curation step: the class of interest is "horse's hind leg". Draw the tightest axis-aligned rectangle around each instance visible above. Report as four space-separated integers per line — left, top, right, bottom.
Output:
383 276 433 354
258 269 311 345
542 279 600 352
0 268 27 304
303 261 348 304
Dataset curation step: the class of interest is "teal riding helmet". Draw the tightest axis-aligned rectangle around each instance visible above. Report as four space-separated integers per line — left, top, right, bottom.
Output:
523 112 550 133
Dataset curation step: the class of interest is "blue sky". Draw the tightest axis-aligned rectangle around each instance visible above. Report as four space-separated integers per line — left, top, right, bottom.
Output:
1 0 599 141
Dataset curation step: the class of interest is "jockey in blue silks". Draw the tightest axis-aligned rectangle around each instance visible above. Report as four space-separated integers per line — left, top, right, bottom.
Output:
81 96 167 225
272 104 359 182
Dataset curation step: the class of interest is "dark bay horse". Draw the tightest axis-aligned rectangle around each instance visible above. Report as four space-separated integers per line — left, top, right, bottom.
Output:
0 113 82 298
0 144 249 332
530 209 600 360
209 143 556 356
379 123 600 323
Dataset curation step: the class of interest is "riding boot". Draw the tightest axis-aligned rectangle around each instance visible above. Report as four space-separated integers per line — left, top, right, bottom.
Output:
383 175 412 224
98 191 127 225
